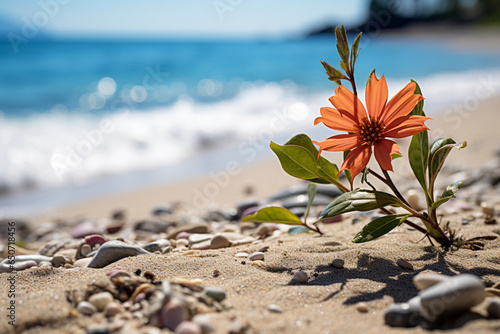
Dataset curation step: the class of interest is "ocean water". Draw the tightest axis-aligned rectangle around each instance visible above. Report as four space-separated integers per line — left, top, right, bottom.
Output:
1 35 499 217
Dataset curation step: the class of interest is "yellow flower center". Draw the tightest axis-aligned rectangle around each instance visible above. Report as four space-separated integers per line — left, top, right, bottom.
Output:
358 117 385 146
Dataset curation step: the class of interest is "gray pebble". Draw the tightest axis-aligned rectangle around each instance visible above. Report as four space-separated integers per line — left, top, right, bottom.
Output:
0 255 52 273
142 239 171 253
486 297 500 318
89 291 114 311
293 270 309 283
51 255 71 267
268 304 283 313
331 258 344 269
396 259 413 270
248 252 264 261
413 272 450 291
419 274 485 323
258 245 269 253
204 287 226 302
210 234 231 249
384 296 422 327
0 260 38 273
87 240 150 268
77 301 97 315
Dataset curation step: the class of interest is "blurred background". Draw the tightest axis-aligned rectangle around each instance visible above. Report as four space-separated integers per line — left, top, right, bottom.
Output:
1 0 499 217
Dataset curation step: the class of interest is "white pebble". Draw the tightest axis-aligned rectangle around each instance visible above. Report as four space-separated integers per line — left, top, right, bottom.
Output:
413 272 450 291
481 202 495 216
77 301 97 315
249 252 264 261
81 244 92 256
88 291 114 311
234 252 249 258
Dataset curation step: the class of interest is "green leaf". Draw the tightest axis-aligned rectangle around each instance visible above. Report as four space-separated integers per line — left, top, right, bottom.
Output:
352 214 410 243
350 32 362 70
303 183 318 223
270 134 340 186
430 181 463 211
340 61 348 73
343 150 353 189
407 81 430 204
335 25 349 65
320 61 346 85
366 68 376 87
241 206 302 225
317 189 402 221
428 138 466 198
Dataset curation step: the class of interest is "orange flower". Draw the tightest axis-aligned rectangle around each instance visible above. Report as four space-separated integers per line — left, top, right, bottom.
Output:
314 73 430 178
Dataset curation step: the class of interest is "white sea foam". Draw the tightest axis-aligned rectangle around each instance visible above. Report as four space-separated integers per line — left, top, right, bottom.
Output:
0 68 499 198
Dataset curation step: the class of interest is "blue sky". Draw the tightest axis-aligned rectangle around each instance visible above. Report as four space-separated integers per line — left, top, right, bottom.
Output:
1 0 368 39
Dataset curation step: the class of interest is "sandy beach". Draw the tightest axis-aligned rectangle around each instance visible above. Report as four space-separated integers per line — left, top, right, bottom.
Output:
2 30 500 334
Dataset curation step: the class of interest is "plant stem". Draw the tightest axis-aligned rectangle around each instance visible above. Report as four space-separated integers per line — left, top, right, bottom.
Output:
382 169 412 208
349 77 358 97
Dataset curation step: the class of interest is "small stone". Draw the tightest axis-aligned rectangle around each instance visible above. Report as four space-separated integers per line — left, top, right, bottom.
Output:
152 204 175 216
481 202 495 216
268 304 283 313
413 272 450 291
106 221 124 234
51 255 71 267
0 255 52 273
89 292 114 311
0 260 37 273
190 240 211 250
189 234 213 245
293 270 309 283
192 314 215 333
71 221 100 238
204 287 226 302
87 240 151 268
384 296 422 327
258 245 269 253
356 302 369 313
486 297 500 318
406 189 422 210
161 301 187 331
254 224 273 238
73 257 92 268
248 252 264 261
210 235 231 249
234 252 249 258
104 302 124 317
212 270 220 277
167 223 208 239
135 218 172 233
396 259 413 270
85 234 107 247
177 232 191 239
330 258 344 269
419 274 485 323
81 244 92 256
176 239 189 248
175 320 202 334
77 301 97 315
142 239 171 253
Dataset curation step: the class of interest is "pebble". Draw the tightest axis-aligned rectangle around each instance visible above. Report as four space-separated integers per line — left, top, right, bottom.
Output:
135 219 173 233
293 270 309 283
167 223 209 239
413 272 450 291
248 252 264 261
142 239 171 253
330 258 344 269
0 260 38 273
486 297 500 318
190 240 211 250
177 232 191 239
234 252 249 258
210 235 231 249
104 302 124 317
88 291 114 311
406 189 422 210
268 304 283 313
73 257 92 268
384 296 422 327
87 240 151 268
161 301 187 331
254 224 274 238
189 234 213 245
396 259 413 270
192 314 215 333
176 239 189 248
258 245 269 253
77 301 97 315
419 274 485 323
480 202 495 216
175 321 202 334
71 221 100 238
106 220 124 234
81 244 92 256
356 302 369 313
85 234 107 247
152 204 175 216
204 287 226 302
51 255 71 267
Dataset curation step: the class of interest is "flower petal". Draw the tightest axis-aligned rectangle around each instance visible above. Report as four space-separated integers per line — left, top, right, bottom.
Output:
381 81 424 125
314 134 360 154
365 73 388 120
328 85 367 123
314 107 358 132
338 144 372 179
384 115 430 138
374 139 400 171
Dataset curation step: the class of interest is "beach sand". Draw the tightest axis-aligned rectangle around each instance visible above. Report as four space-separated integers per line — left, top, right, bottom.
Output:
2 34 500 333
